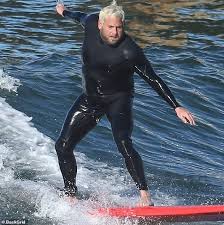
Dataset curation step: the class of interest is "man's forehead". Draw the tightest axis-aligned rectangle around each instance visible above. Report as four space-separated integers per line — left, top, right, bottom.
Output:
104 16 123 24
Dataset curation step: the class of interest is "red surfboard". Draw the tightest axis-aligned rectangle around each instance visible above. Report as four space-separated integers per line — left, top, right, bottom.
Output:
95 205 224 222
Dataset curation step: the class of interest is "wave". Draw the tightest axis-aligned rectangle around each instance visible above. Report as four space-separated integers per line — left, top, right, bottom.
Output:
1 97 179 225
0 68 21 93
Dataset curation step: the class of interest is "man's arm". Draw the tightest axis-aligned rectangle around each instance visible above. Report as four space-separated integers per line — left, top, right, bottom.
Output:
134 50 195 125
56 4 88 27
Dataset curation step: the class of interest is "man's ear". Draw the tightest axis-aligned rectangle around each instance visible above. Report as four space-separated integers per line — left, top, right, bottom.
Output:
98 20 103 30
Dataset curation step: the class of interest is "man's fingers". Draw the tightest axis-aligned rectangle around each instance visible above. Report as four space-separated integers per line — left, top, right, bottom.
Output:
186 112 195 125
181 116 188 124
189 114 195 125
183 113 195 125
56 4 65 16
175 107 196 125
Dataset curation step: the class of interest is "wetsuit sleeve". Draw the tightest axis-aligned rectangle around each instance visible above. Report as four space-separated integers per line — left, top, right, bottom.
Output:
62 10 88 27
134 50 181 109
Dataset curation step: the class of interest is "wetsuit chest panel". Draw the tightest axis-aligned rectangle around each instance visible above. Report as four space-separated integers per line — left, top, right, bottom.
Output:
85 42 127 71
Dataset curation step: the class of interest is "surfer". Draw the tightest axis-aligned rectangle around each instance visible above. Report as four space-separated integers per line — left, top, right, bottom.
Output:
55 0 195 206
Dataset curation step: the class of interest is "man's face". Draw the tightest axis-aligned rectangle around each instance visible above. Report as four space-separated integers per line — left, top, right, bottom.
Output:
98 16 124 45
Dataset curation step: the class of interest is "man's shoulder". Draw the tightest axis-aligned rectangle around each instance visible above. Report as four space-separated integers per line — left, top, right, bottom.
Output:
85 13 99 26
122 34 142 57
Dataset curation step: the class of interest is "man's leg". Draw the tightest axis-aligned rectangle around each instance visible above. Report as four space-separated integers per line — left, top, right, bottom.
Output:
106 93 152 206
55 94 104 196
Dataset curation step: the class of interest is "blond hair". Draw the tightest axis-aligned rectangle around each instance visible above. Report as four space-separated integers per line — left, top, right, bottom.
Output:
99 0 125 24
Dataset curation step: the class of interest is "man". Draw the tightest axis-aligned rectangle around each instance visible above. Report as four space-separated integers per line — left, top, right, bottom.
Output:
55 1 195 206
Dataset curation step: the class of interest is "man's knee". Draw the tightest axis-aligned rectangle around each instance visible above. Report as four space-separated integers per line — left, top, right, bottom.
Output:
114 130 130 142
114 132 134 155
55 137 73 157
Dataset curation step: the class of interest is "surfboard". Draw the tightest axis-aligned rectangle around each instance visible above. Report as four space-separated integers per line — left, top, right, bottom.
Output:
95 205 224 222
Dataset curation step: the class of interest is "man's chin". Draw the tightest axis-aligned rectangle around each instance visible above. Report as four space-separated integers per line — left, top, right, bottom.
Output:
107 38 120 45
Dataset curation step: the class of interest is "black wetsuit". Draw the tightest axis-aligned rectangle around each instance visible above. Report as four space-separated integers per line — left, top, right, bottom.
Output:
55 11 180 195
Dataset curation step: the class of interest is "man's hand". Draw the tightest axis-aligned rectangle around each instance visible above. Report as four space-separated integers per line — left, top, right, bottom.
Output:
56 3 66 17
175 107 195 125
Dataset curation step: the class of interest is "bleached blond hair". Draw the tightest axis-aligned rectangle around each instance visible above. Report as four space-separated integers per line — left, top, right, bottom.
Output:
99 0 125 24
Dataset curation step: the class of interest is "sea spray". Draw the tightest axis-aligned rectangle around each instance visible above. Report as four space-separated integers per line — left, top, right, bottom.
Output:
0 68 21 93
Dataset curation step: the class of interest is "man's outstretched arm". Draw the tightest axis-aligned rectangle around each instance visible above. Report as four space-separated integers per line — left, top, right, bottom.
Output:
135 51 195 125
56 3 88 27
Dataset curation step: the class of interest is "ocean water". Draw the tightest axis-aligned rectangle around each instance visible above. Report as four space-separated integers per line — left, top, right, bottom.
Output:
0 0 223 224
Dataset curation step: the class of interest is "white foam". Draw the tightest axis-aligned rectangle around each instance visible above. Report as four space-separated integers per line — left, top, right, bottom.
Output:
0 68 21 93
0 97 181 224
0 97 141 224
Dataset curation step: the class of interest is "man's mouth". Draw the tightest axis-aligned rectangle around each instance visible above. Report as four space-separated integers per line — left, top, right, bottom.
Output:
110 36 118 39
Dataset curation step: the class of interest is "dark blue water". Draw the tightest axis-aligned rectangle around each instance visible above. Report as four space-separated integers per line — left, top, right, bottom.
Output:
0 0 223 224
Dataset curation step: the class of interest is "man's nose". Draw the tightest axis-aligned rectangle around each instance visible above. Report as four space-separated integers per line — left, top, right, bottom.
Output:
111 27 118 36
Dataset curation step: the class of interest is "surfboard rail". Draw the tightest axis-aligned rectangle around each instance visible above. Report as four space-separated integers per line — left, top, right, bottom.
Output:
95 205 224 222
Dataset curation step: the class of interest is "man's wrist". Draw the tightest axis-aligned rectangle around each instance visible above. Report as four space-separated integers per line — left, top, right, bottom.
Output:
174 105 182 110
